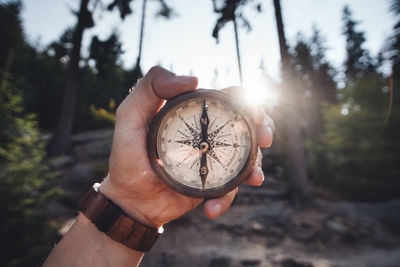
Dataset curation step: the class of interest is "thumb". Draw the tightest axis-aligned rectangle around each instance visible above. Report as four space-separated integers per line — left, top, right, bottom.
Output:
117 66 198 127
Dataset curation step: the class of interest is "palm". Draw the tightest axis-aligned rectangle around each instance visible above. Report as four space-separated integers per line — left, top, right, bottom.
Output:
101 66 271 228
109 126 202 226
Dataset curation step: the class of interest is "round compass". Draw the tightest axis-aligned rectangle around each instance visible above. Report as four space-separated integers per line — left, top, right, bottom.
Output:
148 89 257 198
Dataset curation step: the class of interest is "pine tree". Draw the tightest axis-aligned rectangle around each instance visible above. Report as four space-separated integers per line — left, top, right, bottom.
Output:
0 3 61 266
273 0 313 205
0 81 61 267
342 5 375 79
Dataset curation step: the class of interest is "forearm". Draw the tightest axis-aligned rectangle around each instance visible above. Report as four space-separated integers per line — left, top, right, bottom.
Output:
44 214 144 267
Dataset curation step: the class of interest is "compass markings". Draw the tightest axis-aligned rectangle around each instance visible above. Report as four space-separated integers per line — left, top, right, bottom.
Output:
208 148 223 166
209 117 217 131
177 130 191 139
209 120 232 140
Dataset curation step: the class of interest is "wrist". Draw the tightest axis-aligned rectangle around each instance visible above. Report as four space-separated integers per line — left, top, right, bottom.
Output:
99 178 164 229
79 183 163 252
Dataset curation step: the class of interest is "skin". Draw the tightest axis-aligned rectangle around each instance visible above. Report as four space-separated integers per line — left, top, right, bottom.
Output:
44 66 274 267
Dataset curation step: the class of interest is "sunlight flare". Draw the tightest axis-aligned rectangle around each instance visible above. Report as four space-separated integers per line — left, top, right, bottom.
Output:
241 71 280 109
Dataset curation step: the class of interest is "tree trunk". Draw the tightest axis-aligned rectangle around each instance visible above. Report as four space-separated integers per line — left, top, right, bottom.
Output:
48 0 90 155
233 16 243 86
272 0 313 205
136 0 147 68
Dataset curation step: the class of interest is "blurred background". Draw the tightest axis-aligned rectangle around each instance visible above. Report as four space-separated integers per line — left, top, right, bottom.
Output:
1 0 399 266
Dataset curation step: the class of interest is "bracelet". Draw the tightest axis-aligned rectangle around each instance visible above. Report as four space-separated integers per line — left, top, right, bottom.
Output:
79 183 163 252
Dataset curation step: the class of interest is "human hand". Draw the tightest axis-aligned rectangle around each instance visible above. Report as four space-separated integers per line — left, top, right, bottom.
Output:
100 66 274 228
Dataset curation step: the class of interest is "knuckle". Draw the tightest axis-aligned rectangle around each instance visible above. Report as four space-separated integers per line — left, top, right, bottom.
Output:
147 65 171 79
148 65 163 75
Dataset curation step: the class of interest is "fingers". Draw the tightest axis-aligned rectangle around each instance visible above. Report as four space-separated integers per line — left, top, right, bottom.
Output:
219 86 242 98
202 187 238 219
117 66 198 125
245 148 264 186
257 114 274 148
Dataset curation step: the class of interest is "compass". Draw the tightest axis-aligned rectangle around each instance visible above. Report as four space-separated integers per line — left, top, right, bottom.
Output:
148 89 257 199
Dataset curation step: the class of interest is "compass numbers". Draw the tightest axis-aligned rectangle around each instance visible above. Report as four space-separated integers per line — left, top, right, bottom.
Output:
157 96 251 190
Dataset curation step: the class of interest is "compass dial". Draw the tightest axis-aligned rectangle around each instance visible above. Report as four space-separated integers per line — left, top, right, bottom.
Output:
148 90 257 198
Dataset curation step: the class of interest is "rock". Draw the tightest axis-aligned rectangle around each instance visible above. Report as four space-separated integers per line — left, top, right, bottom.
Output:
325 220 348 234
64 162 96 186
208 257 231 267
287 209 327 242
241 259 261 266
248 202 289 226
50 155 74 169
335 199 400 228
71 128 113 143
280 258 314 267
73 138 112 160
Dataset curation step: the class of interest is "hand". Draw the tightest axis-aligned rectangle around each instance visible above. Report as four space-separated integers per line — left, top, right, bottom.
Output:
100 66 274 228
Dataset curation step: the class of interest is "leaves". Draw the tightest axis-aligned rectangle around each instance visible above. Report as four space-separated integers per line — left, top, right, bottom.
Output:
211 0 256 42
107 0 134 19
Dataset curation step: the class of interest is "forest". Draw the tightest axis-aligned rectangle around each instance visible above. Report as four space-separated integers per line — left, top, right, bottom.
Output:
1 0 400 266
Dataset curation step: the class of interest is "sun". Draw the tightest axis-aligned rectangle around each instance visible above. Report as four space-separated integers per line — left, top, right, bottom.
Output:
240 70 280 109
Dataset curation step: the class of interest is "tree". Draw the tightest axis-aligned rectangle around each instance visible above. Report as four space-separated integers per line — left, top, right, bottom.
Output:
0 79 61 267
89 33 123 77
0 3 61 266
48 0 94 155
388 0 400 77
272 0 313 205
319 74 400 201
288 30 338 187
309 27 337 104
49 0 135 155
73 32 126 131
212 0 260 85
342 5 375 79
132 0 174 79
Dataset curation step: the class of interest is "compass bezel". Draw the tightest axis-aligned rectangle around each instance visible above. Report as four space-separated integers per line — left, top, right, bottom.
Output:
147 89 258 199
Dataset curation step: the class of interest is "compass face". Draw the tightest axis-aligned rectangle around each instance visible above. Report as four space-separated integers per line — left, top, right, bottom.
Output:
148 89 257 198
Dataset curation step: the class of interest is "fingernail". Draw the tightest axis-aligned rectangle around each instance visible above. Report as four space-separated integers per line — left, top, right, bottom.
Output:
176 75 198 83
253 106 265 125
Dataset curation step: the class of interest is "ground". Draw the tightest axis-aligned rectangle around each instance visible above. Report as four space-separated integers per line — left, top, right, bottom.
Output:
51 129 400 267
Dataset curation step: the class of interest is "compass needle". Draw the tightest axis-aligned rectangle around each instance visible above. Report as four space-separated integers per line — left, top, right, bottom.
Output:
148 90 257 198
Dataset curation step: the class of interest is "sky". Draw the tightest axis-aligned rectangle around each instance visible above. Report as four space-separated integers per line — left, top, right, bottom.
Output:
21 0 395 93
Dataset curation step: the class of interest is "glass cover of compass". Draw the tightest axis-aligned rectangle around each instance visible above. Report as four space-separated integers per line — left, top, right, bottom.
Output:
147 89 257 198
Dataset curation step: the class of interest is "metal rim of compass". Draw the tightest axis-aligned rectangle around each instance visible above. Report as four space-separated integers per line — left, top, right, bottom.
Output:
147 89 258 199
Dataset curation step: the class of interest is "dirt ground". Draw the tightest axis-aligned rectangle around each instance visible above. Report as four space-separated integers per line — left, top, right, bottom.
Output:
54 130 400 267
141 183 400 267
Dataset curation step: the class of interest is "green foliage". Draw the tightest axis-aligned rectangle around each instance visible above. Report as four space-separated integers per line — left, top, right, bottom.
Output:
73 32 127 131
0 81 62 267
89 99 116 128
0 2 61 266
0 1 65 130
315 75 400 201
0 0 23 69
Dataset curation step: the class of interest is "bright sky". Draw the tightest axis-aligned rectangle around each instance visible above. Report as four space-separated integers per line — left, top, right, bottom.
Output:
21 0 395 93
